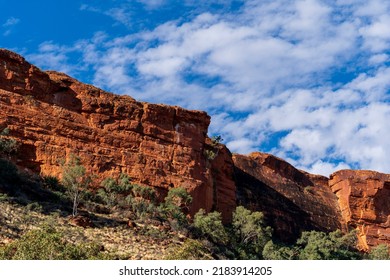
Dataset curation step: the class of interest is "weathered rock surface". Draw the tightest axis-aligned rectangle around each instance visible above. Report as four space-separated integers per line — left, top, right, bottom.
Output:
1 49 389 250
330 170 390 250
0 48 236 219
233 152 344 243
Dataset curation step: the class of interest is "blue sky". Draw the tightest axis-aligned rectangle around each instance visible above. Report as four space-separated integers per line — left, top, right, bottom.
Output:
2 0 390 176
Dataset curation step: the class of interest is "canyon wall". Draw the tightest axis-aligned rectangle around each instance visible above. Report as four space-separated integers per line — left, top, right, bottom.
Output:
1 49 389 249
233 152 344 243
330 170 390 250
0 49 236 220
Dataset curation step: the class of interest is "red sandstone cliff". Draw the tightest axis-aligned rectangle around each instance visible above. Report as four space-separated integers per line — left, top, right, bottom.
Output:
0 48 236 220
233 152 344 243
0 49 389 250
330 170 390 250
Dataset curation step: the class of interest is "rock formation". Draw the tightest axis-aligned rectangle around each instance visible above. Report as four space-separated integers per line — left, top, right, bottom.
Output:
0 49 389 250
0 48 236 221
233 152 343 243
330 170 390 250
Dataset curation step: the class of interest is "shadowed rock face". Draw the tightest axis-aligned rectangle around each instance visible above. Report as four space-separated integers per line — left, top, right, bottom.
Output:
1 49 389 249
233 152 344 243
0 48 236 220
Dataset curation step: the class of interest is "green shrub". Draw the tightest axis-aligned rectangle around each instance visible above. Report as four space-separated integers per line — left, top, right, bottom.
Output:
26 202 43 212
164 187 192 209
159 187 192 230
101 174 132 194
0 127 19 156
96 188 118 208
96 174 135 209
132 184 156 201
165 239 212 260
211 135 223 146
232 206 272 259
204 149 216 161
296 230 359 260
61 155 92 216
367 244 390 260
193 209 228 245
42 175 65 192
262 241 298 260
0 226 107 260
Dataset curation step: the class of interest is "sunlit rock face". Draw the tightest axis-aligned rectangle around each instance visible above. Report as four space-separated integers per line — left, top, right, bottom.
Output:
1 49 389 250
0 48 236 220
330 170 390 250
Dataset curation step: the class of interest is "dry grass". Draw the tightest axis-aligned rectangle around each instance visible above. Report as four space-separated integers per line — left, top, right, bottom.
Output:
0 199 182 259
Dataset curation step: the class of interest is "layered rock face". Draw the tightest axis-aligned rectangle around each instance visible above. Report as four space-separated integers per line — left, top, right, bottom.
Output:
1 49 389 249
330 170 390 250
233 152 390 249
233 152 344 243
0 49 236 219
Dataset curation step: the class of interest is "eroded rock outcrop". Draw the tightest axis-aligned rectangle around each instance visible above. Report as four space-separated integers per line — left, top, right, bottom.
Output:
0 49 236 219
1 49 389 249
330 170 390 250
233 152 344 242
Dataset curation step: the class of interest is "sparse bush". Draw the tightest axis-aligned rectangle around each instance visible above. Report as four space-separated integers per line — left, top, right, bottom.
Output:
232 206 272 259
211 135 223 146
303 186 314 194
61 154 92 216
0 193 9 202
296 230 359 260
165 239 213 260
42 175 65 192
96 174 137 208
262 241 298 260
367 244 390 260
0 127 19 156
124 184 158 221
204 149 216 161
193 209 228 245
159 187 192 230
101 173 132 194
96 187 118 208
0 225 107 260
26 202 43 212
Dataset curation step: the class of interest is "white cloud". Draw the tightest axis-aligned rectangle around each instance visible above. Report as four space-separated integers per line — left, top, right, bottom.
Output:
80 4 133 28
136 0 167 9
308 161 351 176
3 17 20 27
2 17 20 36
26 42 79 75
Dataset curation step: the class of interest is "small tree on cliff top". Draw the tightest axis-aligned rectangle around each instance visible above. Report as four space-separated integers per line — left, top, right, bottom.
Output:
61 155 92 217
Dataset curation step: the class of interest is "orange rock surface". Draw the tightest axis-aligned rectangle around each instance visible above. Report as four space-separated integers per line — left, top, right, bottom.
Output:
0 48 236 219
330 170 390 250
1 49 389 249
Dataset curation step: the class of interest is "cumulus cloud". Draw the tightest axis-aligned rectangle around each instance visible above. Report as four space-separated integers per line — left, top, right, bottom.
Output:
26 42 81 75
28 0 390 176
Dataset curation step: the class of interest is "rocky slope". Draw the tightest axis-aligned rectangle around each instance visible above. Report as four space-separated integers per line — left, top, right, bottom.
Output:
0 49 389 250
